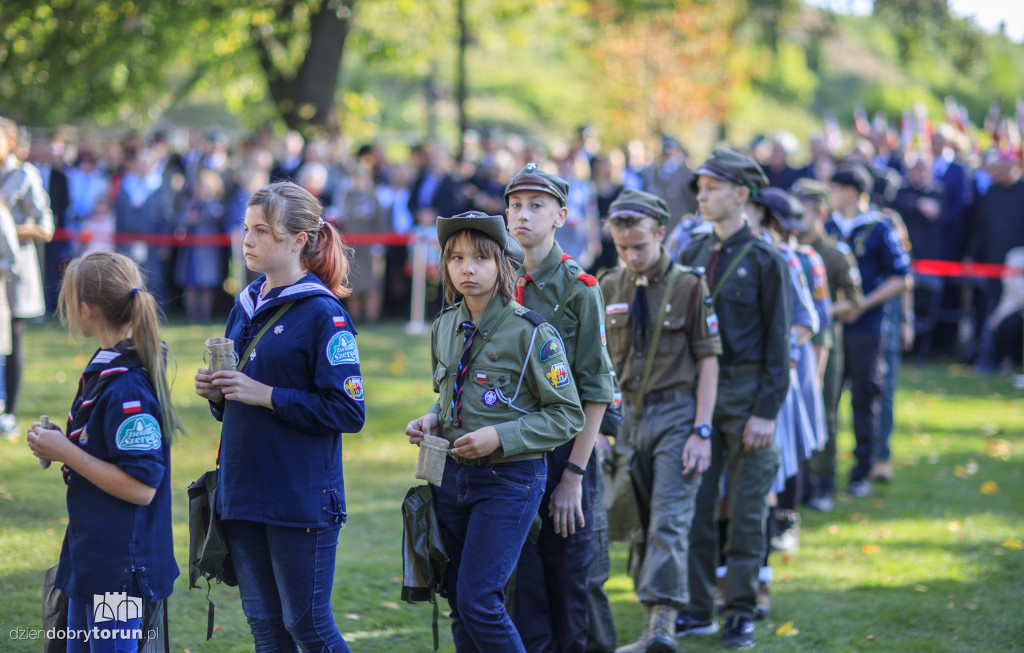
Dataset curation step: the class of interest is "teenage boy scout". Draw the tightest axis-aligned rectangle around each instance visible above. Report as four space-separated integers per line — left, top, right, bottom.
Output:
504 162 617 653
792 178 863 512
676 149 791 650
600 189 721 653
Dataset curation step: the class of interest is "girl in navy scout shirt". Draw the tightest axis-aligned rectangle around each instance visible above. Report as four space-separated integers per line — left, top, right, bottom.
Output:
27 250 185 653
195 181 365 653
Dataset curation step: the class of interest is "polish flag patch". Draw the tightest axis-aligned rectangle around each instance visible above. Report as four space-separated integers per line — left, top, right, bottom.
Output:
475 373 488 383
123 400 142 414
606 303 629 315
333 316 347 327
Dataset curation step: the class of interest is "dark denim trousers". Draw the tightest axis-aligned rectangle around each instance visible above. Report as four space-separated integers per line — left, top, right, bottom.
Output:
223 519 349 653
433 457 547 653
842 330 884 483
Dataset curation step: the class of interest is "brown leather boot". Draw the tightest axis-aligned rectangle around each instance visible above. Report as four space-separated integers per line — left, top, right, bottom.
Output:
645 604 678 653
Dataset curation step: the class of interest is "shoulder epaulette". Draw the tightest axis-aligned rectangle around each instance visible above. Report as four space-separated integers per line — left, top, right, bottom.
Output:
515 307 547 326
575 272 598 286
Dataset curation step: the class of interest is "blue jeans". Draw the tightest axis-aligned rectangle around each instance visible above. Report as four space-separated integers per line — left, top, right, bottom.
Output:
66 596 142 653
876 302 901 461
223 519 350 653
433 457 547 653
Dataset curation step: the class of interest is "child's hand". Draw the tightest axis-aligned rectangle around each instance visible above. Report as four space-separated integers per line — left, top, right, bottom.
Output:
211 371 273 409
26 423 70 464
452 426 500 459
195 367 224 403
406 414 439 445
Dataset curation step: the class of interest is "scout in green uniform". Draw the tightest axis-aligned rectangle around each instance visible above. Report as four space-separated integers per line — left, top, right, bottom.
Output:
599 189 721 653
791 178 863 512
676 149 791 650
406 211 585 653
503 163 617 653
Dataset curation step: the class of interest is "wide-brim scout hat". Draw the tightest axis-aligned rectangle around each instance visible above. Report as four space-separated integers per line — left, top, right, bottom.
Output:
503 162 569 207
830 161 874 194
689 147 769 194
436 211 525 269
790 177 831 203
752 187 805 232
607 188 670 225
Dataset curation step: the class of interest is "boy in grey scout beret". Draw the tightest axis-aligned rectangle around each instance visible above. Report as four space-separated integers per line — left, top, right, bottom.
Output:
504 161 619 653
689 147 769 194
601 186 721 653
407 207 584 652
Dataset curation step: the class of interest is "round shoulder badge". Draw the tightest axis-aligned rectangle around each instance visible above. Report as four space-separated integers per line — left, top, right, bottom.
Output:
482 389 499 407
327 331 360 366
116 414 162 451
344 376 364 401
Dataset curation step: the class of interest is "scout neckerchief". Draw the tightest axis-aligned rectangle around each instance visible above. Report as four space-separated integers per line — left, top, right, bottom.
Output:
451 321 477 427
710 239 757 303
61 344 145 485
438 302 516 426
631 264 682 433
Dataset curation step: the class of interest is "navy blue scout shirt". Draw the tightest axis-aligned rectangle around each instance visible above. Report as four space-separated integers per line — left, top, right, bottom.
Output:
825 212 911 334
55 345 178 604
212 273 365 527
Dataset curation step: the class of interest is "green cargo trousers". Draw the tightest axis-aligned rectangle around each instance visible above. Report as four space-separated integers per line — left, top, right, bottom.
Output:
687 374 780 620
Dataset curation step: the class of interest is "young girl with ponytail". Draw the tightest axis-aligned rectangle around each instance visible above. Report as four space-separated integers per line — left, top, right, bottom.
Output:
26 250 185 652
194 181 365 652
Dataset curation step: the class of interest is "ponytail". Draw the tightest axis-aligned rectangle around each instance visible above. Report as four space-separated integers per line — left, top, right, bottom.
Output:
59 251 185 442
305 222 353 299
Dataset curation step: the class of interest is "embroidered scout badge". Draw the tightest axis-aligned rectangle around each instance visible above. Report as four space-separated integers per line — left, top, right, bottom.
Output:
327 331 359 366
546 361 570 388
611 392 621 410
539 337 564 362
274 325 284 334
600 323 607 346
333 315 347 327
344 376 364 401
482 390 499 407
606 303 628 315
116 415 162 451
706 314 720 336
76 427 88 445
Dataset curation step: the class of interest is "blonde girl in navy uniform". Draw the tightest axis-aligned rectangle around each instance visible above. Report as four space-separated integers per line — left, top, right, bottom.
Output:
27 250 185 653
406 211 584 653
194 181 365 653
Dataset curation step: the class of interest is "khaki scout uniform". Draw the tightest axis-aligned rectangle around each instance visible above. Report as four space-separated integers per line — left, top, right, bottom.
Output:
509 240 616 652
430 297 584 456
601 250 721 609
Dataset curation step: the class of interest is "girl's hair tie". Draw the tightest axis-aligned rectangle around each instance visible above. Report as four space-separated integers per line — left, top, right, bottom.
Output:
130 288 139 297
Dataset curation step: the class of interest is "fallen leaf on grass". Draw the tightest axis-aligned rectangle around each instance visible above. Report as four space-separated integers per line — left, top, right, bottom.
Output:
980 481 999 495
987 439 1013 460
912 433 931 446
830 551 846 559
345 614 360 621
380 601 400 610
914 585 928 592
877 528 891 539
980 423 1000 436
829 525 839 535
948 521 963 532
862 545 879 555
867 634 880 641
775 621 799 636
964 603 978 610
1001 539 1023 550
953 465 969 478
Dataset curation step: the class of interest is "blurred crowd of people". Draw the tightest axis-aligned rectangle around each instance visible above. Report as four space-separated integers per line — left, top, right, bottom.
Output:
3 107 1023 374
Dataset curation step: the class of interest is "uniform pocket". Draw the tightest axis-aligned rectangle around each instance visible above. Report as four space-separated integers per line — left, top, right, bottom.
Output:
655 311 688 356
605 314 632 358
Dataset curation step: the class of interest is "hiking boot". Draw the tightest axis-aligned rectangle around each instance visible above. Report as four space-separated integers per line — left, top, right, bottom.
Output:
720 614 755 649
870 460 893 482
675 611 718 637
645 605 678 653
847 479 872 498
615 606 651 653
770 510 800 552
753 582 771 620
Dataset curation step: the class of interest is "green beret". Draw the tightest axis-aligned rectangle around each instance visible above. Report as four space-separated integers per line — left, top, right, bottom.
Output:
607 188 670 225
436 211 525 269
790 177 831 202
752 187 805 232
504 162 569 207
690 147 768 193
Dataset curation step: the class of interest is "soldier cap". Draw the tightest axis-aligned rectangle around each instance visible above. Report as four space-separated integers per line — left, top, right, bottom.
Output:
607 188 670 225
436 211 525 269
690 147 769 194
504 162 569 207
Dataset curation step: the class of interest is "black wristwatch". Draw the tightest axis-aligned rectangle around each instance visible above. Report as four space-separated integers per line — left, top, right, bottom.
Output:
692 424 713 440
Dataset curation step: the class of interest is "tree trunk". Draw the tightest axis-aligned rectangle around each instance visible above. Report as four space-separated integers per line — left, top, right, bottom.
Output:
255 0 355 132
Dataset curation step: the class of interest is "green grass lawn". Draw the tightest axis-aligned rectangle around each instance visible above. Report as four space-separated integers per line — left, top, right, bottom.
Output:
1 321 1022 652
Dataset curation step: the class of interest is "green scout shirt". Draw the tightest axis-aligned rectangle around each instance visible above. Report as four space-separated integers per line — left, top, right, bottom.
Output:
516 241 615 404
600 250 722 401
679 225 791 420
429 295 585 457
